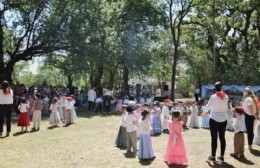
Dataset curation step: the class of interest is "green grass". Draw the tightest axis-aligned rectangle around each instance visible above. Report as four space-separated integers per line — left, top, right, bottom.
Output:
0 109 260 168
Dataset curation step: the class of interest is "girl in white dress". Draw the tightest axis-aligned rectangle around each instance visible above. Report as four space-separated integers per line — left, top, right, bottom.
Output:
189 102 200 128
49 98 61 127
162 99 170 133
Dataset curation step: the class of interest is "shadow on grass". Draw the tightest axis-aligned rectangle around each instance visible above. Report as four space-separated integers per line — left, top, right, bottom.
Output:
233 156 254 165
47 126 61 130
166 163 188 168
139 157 156 166
250 149 260 156
124 152 136 159
13 131 29 136
206 161 235 168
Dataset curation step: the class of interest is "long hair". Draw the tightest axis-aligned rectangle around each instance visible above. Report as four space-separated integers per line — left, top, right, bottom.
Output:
243 87 256 102
1 81 10 94
141 110 149 120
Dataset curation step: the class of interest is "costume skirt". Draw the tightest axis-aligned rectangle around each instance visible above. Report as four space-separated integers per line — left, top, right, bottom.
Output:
152 115 162 135
115 126 127 148
138 134 155 160
49 111 61 126
18 112 30 127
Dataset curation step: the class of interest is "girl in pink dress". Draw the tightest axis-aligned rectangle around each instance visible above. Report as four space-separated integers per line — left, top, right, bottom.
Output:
165 110 188 166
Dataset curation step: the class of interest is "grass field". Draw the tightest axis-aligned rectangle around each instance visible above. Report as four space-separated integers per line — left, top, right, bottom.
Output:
0 109 260 168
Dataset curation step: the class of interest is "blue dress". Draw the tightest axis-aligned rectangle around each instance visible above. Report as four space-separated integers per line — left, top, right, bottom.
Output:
138 119 155 160
151 108 162 135
201 106 209 129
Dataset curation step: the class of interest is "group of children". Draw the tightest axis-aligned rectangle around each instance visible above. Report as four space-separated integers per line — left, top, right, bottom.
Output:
115 98 260 166
115 99 188 166
16 93 77 133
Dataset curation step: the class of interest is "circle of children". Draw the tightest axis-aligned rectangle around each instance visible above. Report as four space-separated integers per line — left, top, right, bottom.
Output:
115 87 260 166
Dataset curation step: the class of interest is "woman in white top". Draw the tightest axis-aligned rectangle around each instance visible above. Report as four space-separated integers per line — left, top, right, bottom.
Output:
0 81 14 137
202 81 228 162
242 87 258 150
162 99 170 133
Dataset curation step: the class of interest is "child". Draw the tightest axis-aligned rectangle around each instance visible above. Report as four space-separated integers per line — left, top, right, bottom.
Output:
31 93 43 131
124 104 138 155
95 96 103 113
42 94 49 116
189 102 199 128
201 100 209 129
70 95 77 123
165 111 188 165
64 96 73 125
27 95 34 120
226 100 234 131
138 109 155 160
115 105 127 148
115 95 123 113
230 106 246 158
151 101 162 135
49 97 61 127
181 101 189 130
162 99 170 133
17 97 30 132
57 96 64 123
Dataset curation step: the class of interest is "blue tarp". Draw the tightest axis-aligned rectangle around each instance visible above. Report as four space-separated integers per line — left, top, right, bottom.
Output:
201 85 260 100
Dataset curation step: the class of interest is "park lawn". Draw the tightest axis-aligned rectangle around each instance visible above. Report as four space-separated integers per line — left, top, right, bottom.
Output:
0 110 260 168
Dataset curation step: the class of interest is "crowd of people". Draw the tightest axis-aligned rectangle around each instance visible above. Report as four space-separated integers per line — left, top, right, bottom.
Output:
1 80 260 166
0 81 78 137
115 82 260 166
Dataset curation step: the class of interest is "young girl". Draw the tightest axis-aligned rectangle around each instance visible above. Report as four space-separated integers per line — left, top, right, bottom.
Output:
49 97 61 127
115 105 127 148
162 99 170 133
27 95 34 120
138 109 155 160
165 111 188 165
189 102 199 128
115 95 123 113
17 97 30 132
57 96 64 123
226 100 234 131
151 101 162 135
124 104 138 155
201 100 210 129
70 95 77 123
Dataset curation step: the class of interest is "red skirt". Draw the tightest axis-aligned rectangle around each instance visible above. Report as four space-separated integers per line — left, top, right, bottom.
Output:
18 112 30 127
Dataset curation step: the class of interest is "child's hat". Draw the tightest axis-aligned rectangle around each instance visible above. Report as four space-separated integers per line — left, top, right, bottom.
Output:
153 101 160 106
126 104 136 112
66 97 73 101
172 110 180 115
235 106 244 114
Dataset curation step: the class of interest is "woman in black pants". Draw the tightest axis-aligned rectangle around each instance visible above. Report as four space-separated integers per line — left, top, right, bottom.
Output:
243 87 258 150
202 82 228 162
0 81 14 137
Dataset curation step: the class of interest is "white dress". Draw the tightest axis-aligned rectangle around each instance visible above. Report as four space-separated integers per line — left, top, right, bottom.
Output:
49 103 61 126
161 105 170 130
71 100 77 123
189 105 200 128
253 112 260 145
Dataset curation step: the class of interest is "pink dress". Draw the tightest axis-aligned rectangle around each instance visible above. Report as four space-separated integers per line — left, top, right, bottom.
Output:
165 120 188 165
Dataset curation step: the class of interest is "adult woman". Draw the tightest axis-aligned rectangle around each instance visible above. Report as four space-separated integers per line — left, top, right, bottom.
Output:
202 81 228 162
0 81 14 137
243 87 258 150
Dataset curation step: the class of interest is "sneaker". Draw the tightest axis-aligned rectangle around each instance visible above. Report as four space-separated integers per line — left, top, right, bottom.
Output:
6 132 10 137
207 156 216 161
217 156 224 162
248 145 253 150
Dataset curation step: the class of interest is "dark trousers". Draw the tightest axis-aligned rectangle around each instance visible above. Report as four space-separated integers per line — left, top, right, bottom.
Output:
209 118 227 156
88 101 94 111
103 96 111 112
95 102 103 112
0 104 13 133
245 113 255 145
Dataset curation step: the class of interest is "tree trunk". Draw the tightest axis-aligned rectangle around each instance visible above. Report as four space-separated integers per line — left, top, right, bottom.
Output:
108 70 115 90
170 48 178 101
93 64 103 87
123 65 129 92
67 74 73 87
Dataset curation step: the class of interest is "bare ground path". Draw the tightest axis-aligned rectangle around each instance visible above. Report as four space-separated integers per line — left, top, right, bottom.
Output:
0 111 259 168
